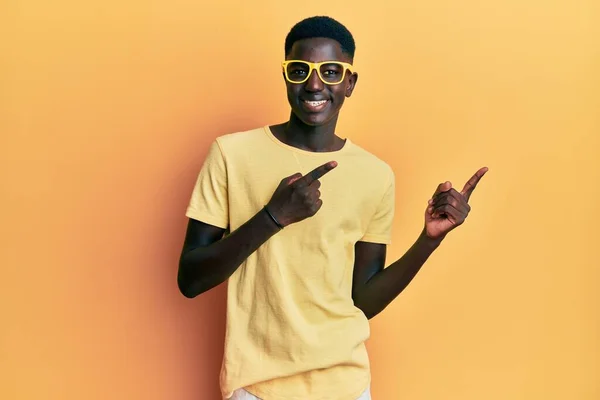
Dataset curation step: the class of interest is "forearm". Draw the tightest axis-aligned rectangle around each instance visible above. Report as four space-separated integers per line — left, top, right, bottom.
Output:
353 229 444 319
178 208 281 297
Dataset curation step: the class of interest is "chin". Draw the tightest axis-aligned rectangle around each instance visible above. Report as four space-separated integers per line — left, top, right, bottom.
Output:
303 116 328 126
293 110 334 127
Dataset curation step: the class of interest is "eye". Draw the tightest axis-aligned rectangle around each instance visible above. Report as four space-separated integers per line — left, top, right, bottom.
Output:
320 63 344 77
290 69 307 76
287 62 310 77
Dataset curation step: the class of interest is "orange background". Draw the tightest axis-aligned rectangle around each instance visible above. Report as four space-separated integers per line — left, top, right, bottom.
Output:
2 1 599 399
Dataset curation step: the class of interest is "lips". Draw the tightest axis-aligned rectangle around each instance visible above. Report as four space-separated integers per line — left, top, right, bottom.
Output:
301 99 330 112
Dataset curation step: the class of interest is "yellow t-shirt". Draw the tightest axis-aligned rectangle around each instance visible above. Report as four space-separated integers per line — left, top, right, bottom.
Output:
186 126 395 400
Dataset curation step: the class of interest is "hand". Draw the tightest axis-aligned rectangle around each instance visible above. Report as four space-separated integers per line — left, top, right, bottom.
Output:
424 167 488 240
266 161 338 227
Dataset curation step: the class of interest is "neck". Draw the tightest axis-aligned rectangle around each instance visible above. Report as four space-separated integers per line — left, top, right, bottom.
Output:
274 112 343 153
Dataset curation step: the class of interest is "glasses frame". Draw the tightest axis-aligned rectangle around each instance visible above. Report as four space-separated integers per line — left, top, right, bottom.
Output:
282 60 355 85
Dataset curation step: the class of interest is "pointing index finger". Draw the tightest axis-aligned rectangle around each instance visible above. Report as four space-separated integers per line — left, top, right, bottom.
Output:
461 167 488 201
299 161 338 186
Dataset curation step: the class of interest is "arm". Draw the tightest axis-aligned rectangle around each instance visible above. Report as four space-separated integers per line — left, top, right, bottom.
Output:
178 210 281 298
178 161 339 298
352 167 488 318
352 229 443 319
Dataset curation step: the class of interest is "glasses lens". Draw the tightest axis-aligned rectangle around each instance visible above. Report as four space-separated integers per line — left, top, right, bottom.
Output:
319 62 345 84
286 62 310 82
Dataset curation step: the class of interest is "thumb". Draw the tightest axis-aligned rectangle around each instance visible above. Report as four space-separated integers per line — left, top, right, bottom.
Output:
282 172 303 186
431 181 452 199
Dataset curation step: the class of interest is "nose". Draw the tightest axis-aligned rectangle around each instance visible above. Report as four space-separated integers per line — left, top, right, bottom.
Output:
304 69 324 92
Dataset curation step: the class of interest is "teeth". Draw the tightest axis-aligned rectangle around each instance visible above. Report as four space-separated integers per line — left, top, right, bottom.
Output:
305 100 327 106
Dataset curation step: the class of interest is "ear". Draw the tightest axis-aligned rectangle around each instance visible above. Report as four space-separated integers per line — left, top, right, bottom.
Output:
345 72 358 98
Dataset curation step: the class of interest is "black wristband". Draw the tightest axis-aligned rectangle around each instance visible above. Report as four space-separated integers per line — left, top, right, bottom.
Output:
263 205 284 230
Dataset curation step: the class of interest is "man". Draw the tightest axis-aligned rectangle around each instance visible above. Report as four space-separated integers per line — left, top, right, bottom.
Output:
178 15 487 400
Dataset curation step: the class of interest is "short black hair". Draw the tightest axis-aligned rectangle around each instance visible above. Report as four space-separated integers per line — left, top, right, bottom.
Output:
284 16 356 59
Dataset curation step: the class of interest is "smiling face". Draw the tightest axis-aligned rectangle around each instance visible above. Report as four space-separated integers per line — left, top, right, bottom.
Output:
284 37 358 127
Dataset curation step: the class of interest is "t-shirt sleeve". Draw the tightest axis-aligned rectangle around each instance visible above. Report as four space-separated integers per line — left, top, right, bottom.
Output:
359 168 395 245
185 139 229 229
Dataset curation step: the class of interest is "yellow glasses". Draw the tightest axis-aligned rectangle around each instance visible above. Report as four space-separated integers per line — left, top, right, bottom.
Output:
282 60 354 85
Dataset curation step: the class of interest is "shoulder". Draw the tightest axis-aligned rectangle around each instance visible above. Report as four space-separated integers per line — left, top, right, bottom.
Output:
346 141 395 184
213 126 267 152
